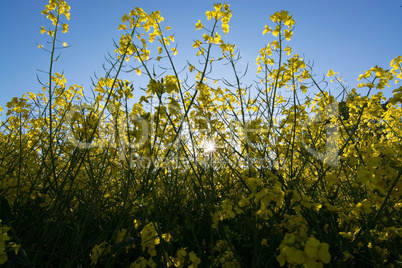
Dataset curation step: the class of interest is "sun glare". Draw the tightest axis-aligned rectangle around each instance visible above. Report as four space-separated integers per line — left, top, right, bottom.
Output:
201 139 216 154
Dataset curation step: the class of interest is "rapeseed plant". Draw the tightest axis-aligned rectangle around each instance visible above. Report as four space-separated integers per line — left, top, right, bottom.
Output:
0 0 401 266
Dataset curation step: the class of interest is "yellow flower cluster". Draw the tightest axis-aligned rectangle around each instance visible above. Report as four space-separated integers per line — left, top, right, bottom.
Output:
117 7 172 63
38 0 70 48
140 222 160 257
213 240 240 267
41 0 70 24
192 3 232 58
277 234 330 267
147 75 180 96
0 220 20 265
164 247 201 268
205 3 231 35
90 241 111 265
257 10 296 76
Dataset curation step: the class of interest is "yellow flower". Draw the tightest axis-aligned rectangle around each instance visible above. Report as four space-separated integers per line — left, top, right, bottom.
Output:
140 222 160 255
212 32 221 44
62 23 69 33
189 251 201 267
284 29 293 41
162 233 171 242
116 228 127 243
263 25 271 35
284 17 295 28
272 25 280 37
90 242 111 265
177 248 187 257
118 24 127 31
304 237 320 258
283 246 304 265
134 219 141 229
284 46 292 55
0 252 7 265
317 243 331 263
192 40 202 48
195 20 203 30
205 11 212 20
222 23 229 35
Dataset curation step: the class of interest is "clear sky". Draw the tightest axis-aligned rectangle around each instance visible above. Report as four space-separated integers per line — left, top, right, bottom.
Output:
0 0 401 120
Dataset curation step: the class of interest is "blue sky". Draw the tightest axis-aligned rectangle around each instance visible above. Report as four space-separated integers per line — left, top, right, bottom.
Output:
0 0 401 120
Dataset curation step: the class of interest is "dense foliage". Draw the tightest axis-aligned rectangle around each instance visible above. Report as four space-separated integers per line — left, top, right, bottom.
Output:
1 1 401 267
